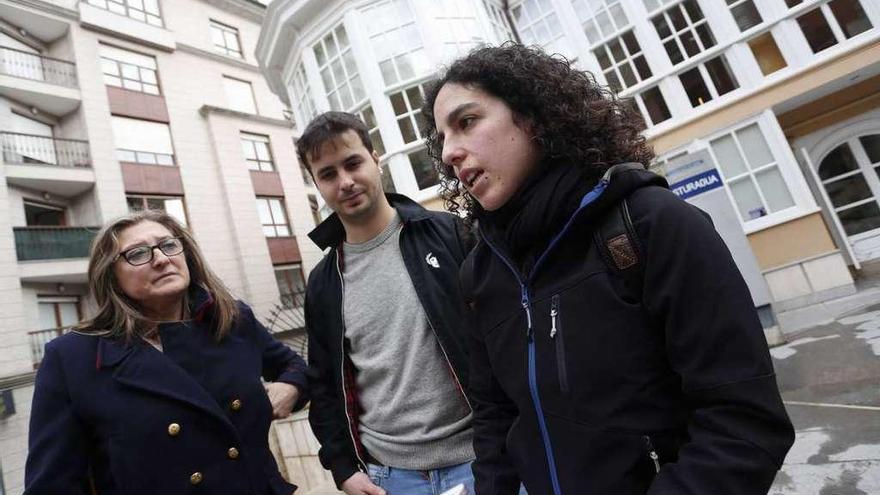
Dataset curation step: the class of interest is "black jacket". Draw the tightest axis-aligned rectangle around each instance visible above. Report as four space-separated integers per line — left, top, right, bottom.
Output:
464 167 794 495
304 194 474 486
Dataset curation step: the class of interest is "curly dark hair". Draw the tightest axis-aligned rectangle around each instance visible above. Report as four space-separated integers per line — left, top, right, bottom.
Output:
421 43 654 219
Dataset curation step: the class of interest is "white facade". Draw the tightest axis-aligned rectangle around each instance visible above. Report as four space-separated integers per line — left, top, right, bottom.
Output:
0 1 321 493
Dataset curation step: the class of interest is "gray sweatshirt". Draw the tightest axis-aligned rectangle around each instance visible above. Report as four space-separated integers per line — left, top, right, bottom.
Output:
342 212 474 470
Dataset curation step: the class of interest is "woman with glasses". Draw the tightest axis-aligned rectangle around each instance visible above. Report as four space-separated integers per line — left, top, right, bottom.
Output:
23 210 309 495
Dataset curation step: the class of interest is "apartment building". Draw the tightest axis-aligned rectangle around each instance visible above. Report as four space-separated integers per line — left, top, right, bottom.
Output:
0 0 323 492
258 0 880 324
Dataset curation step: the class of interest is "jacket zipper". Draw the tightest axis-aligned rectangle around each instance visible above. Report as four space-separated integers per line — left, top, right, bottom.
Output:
479 177 609 495
644 435 661 474
335 252 367 473
398 224 473 413
481 234 562 495
550 295 569 394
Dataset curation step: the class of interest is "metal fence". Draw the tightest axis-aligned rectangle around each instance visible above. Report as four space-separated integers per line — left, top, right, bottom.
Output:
14 226 98 261
1 132 91 168
0 45 78 88
29 327 69 368
266 292 307 360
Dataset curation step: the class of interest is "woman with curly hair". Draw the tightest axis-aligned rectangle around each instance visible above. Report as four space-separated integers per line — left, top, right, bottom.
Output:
422 44 793 495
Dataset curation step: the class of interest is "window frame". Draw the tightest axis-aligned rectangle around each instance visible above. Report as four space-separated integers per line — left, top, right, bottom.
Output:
702 115 810 231
126 194 190 226
650 0 717 67
85 0 163 27
100 49 160 95
256 196 292 238
312 23 366 111
210 20 244 59
240 132 275 172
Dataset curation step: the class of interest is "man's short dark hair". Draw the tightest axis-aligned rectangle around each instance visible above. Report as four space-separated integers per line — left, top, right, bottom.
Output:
296 112 373 173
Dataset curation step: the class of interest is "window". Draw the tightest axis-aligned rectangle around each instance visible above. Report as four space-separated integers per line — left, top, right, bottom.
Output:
381 164 396 193
356 106 386 156
678 54 739 107
6 112 56 165
291 63 317 126
362 0 430 86
275 265 306 308
570 0 629 44
796 0 873 53
241 133 274 171
256 197 291 237
408 148 438 190
818 134 880 236
593 31 651 92
727 0 762 32
38 296 80 331
482 0 517 43
25 201 65 226
127 195 188 226
223 76 257 114
100 44 159 95
84 0 162 26
651 0 716 66
426 0 485 61
111 116 175 166
632 86 672 127
210 20 243 58
390 83 429 144
510 0 570 56
709 122 795 222
313 24 365 111
748 32 787 75
642 0 676 13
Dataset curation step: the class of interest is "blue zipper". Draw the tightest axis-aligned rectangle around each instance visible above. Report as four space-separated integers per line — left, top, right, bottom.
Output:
479 178 609 495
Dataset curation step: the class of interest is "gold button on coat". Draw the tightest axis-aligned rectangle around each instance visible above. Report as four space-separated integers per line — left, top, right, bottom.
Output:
190 472 203 485
167 423 181 436
230 399 242 411
227 447 239 459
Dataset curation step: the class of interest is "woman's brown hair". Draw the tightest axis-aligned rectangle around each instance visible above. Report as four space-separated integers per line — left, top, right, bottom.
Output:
75 210 239 341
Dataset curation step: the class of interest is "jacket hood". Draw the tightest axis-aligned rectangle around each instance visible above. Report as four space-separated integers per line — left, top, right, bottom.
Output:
308 193 432 250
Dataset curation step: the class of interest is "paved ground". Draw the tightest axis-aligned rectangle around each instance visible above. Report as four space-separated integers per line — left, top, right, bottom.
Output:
769 303 880 494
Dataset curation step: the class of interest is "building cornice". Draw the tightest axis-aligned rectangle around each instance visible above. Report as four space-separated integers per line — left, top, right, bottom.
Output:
197 0 264 23
6 0 79 21
256 0 329 105
200 104 294 128
0 371 37 390
176 42 263 72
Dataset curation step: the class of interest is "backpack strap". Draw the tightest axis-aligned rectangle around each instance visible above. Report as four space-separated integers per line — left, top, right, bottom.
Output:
594 198 645 300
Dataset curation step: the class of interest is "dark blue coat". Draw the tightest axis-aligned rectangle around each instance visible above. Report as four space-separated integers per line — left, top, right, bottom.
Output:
24 294 308 495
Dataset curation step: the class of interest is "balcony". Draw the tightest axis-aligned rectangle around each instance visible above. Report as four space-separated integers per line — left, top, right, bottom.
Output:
29 327 69 368
2 132 95 196
0 46 81 115
15 227 97 283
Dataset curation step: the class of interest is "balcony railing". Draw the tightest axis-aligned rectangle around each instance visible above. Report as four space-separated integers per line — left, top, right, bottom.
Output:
29 327 69 368
1 132 91 168
0 45 78 88
14 226 98 261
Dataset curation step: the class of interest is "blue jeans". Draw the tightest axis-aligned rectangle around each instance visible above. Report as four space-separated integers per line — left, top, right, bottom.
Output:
366 462 528 495
367 462 474 495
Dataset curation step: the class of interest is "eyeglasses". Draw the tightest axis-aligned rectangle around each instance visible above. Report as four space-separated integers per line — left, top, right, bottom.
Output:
117 237 184 266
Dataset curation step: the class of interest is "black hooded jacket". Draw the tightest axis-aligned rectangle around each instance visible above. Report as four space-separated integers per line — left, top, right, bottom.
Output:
463 165 794 495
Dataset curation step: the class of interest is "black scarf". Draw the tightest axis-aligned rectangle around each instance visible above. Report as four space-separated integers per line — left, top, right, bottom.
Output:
480 163 598 274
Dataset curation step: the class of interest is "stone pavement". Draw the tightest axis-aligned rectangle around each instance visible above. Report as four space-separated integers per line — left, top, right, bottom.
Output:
770 303 880 494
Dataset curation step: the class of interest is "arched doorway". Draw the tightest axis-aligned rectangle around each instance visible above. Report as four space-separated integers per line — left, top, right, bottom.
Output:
819 133 880 261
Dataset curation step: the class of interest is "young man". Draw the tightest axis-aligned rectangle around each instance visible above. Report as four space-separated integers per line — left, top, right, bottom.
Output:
298 112 476 495
422 45 794 495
